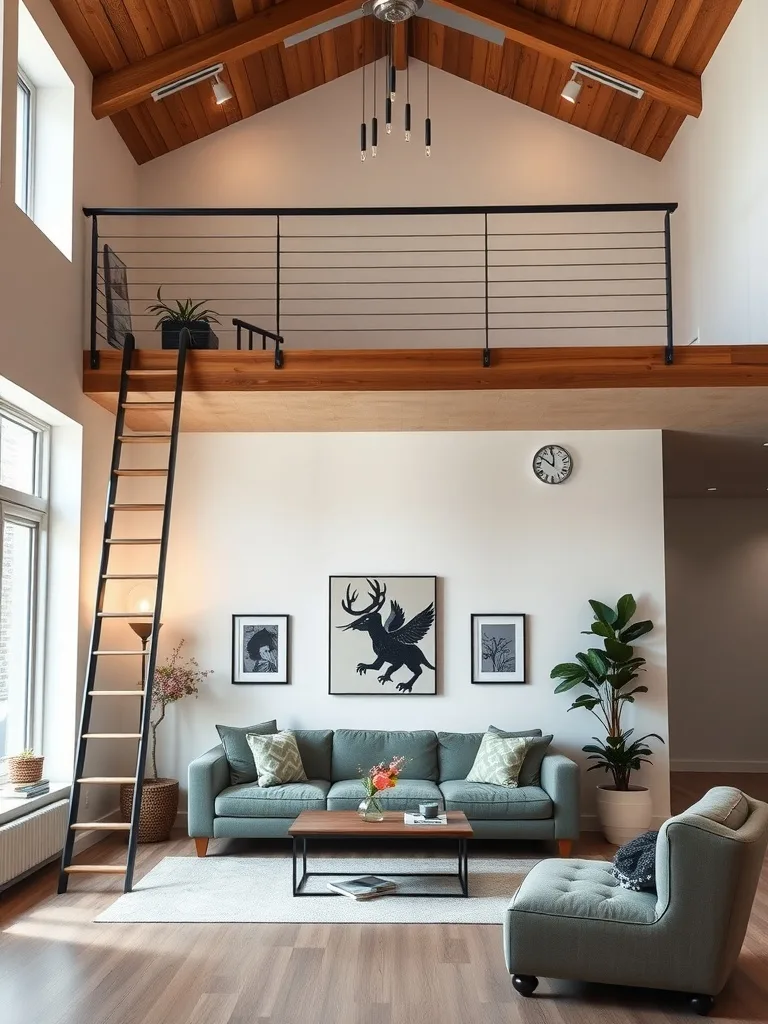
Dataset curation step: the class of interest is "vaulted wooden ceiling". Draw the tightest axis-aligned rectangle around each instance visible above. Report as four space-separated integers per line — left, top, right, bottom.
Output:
52 0 741 164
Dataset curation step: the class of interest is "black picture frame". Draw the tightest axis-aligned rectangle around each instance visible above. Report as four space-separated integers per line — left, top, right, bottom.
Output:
471 613 526 684
232 613 290 684
328 575 438 696
103 244 133 349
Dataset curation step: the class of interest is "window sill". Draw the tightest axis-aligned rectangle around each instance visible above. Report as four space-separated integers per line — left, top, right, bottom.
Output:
0 783 70 827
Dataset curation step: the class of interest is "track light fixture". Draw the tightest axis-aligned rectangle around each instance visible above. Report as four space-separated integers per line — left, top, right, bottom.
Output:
152 63 226 102
212 72 232 105
561 71 582 104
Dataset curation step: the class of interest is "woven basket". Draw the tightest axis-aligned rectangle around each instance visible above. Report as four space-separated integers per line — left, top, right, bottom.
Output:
119 778 179 843
8 756 45 785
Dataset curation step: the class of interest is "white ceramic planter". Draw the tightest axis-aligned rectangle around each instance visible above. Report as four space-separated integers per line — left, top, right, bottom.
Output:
596 785 653 845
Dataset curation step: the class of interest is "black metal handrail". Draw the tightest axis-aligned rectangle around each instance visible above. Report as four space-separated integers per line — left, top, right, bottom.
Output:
233 318 284 368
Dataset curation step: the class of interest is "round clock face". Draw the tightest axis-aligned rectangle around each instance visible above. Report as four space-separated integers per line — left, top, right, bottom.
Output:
533 445 573 485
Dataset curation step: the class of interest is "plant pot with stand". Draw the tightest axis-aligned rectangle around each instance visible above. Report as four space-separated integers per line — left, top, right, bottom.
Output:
147 288 220 351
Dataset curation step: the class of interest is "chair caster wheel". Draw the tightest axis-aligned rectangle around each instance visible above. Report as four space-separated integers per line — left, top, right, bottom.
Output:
512 975 539 998
690 995 715 1016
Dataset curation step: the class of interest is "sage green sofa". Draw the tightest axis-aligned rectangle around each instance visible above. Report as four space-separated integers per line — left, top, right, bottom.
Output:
188 728 580 855
503 787 768 1016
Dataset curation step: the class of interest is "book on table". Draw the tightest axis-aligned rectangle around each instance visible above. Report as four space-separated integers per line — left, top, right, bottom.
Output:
404 812 448 826
327 876 398 900
14 779 50 793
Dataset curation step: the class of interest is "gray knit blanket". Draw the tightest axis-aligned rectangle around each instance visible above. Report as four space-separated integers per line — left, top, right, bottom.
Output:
612 830 658 892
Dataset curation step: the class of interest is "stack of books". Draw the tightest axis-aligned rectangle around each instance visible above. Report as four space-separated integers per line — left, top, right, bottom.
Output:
404 811 448 826
15 779 50 799
327 875 397 900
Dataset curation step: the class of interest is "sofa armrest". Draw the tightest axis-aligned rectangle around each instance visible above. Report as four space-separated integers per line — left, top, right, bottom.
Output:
540 753 580 840
188 744 230 838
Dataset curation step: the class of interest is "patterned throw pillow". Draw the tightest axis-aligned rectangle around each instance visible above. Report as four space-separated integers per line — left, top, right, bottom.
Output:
466 732 533 787
488 725 554 787
246 730 308 788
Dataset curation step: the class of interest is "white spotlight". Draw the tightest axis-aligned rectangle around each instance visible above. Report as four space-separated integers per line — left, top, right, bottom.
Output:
561 72 582 104
213 73 232 105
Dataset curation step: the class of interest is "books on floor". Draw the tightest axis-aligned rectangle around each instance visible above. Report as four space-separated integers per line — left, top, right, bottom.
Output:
327 875 397 900
404 812 448 826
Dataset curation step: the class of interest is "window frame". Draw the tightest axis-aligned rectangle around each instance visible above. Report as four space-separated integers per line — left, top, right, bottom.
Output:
15 67 36 219
0 403 49 779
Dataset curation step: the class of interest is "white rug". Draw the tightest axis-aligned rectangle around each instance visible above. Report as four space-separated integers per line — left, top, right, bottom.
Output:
97 854 539 924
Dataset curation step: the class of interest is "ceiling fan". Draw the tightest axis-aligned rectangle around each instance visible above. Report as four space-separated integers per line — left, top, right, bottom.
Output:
283 0 505 48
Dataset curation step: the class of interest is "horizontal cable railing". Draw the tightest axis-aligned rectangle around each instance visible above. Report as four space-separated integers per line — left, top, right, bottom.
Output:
86 204 676 369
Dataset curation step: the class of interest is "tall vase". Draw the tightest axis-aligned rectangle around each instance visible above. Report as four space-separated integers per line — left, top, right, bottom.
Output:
358 794 385 822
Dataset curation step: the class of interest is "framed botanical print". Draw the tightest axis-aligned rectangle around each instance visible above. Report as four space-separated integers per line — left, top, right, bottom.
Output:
329 575 437 695
471 614 526 684
232 614 289 684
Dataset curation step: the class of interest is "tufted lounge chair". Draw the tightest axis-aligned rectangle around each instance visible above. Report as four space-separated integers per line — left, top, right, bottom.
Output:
503 787 768 1015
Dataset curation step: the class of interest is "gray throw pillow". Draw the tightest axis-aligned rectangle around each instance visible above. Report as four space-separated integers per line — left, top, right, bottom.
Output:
489 725 553 787
246 730 307 788
216 720 278 785
466 732 533 787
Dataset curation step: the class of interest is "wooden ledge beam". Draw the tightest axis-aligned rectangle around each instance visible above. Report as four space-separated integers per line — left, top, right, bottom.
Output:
92 0 361 119
433 0 702 117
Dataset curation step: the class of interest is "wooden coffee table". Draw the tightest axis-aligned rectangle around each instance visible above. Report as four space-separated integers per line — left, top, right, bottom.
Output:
288 810 473 898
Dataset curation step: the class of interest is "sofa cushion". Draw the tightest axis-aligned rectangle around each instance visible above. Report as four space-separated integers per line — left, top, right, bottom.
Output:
489 726 553 787
331 730 438 783
327 778 443 812
510 857 657 925
466 733 533 787
246 730 307 788
214 779 330 818
293 730 333 781
437 729 542 782
216 720 278 785
440 779 553 820
686 786 750 831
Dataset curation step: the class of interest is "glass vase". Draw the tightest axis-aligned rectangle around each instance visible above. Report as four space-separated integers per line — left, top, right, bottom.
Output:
358 794 385 822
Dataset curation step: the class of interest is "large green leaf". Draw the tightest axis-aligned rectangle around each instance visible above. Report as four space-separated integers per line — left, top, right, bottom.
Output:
619 620 654 643
554 676 585 693
550 663 583 679
589 599 617 626
604 637 633 663
615 594 637 629
585 648 608 677
588 621 614 639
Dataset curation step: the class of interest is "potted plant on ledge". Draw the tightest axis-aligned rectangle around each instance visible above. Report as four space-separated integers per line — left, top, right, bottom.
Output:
551 595 663 845
147 287 220 349
120 640 209 843
7 749 45 785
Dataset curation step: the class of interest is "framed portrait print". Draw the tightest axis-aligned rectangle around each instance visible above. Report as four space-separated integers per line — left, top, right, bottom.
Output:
232 614 289 684
329 575 437 695
471 614 526 684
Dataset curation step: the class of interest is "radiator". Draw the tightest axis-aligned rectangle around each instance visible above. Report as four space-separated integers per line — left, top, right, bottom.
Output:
0 799 69 888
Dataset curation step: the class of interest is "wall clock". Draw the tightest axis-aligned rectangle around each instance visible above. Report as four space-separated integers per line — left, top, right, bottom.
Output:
532 444 573 485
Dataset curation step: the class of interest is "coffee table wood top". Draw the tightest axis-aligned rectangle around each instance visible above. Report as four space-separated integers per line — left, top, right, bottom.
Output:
289 810 473 838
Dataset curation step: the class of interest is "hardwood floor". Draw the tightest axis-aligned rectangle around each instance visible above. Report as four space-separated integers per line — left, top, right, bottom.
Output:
1 774 766 1024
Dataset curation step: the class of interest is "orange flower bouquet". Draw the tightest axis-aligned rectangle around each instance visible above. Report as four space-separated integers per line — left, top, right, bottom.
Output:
358 756 407 821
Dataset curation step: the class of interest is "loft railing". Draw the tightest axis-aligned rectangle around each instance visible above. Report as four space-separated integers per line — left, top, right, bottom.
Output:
84 203 677 371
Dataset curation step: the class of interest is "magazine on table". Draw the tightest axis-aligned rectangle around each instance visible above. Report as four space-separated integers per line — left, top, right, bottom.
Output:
404 812 448 826
327 876 398 900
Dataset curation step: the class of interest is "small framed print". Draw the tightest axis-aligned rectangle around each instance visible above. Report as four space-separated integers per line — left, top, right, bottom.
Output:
471 614 526 684
232 614 289 684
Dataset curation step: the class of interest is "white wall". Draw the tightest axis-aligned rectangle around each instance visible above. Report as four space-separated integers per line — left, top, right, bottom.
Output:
150 429 670 826
667 0 768 346
666 498 768 772
0 0 138 820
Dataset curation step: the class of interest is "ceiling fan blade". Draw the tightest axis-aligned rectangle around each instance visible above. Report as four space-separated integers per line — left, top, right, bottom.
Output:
417 1 504 46
283 8 365 48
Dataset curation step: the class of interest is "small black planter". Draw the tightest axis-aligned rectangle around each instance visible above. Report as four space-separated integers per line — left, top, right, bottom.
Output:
161 320 219 350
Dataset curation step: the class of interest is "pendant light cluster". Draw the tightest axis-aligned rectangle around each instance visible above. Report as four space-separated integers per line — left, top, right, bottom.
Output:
360 17 431 161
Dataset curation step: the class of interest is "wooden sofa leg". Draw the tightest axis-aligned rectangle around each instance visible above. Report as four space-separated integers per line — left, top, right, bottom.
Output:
194 838 209 857
557 839 573 858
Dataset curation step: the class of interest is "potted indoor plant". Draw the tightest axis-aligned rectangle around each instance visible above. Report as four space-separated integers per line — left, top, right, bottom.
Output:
551 595 663 845
120 640 209 843
147 287 220 349
7 749 45 785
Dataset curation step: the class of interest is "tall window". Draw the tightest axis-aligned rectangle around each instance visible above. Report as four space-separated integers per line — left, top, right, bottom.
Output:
15 70 35 217
0 405 48 775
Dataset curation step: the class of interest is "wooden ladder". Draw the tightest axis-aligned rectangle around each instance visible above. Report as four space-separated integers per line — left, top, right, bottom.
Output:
58 332 188 894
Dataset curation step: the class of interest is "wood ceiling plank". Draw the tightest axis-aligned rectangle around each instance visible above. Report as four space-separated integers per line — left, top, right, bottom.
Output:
468 37 489 87
102 0 149 61
174 77 216 134
427 19 445 68
632 97 670 154
511 41 537 106
441 25 462 78
70 0 131 69
527 53 555 111
127 102 170 158
111 108 155 162
541 59 571 116
456 26 474 81
93 0 362 117
319 26 340 82
645 108 685 160
599 91 634 143
144 93 187 149
164 0 202 42
49 0 115 74
308 35 326 89
608 0 649 47
483 39 503 92
677 0 741 74
433 0 701 115
262 44 290 104
653 0 706 66
590 0 623 41
393 21 408 71
120 0 167 56
333 21 355 78
143 0 186 48
293 40 318 93
160 91 198 144
573 0 602 34
243 51 275 110
279 38 304 97
496 40 519 97
186 0 220 36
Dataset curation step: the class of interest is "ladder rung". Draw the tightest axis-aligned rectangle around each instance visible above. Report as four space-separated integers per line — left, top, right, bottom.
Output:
88 690 146 695
113 469 168 477
102 574 158 580
110 504 165 511
70 823 132 831
105 538 162 545
82 733 142 739
77 777 136 784
122 401 174 410
126 369 176 376
92 650 147 656
97 612 153 618
64 865 127 874
118 435 172 443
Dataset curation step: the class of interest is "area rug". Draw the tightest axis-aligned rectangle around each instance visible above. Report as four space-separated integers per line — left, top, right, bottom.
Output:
97 854 539 924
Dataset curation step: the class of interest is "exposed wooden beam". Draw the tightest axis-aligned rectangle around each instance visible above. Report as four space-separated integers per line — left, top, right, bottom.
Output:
433 0 702 117
91 0 362 119
392 22 408 72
